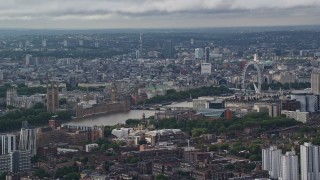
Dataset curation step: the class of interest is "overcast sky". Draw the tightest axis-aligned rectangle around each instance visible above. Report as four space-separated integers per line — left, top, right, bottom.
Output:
0 0 319 29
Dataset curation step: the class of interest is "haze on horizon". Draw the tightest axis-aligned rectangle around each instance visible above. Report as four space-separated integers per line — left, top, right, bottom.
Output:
0 0 319 29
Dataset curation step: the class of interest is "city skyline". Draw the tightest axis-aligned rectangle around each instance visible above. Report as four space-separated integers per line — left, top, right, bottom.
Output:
0 0 319 29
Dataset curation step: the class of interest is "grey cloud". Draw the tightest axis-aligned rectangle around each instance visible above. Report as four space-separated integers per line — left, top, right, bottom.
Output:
0 0 319 28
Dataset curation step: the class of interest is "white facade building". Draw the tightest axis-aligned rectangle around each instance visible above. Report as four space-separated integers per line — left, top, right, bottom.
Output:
262 146 281 179
42 39 47 47
195 48 204 59
281 110 309 123
300 142 320 180
63 40 68 47
85 144 99 152
1 134 17 155
111 128 133 139
201 63 212 75
0 70 3 81
193 96 216 110
19 127 37 156
311 68 320 94
290 91 318 113
280 151 299 180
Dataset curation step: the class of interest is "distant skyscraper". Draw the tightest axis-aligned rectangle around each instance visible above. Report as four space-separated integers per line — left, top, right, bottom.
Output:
136 50 141 59
300 142 320 180
280 151 299 180
25 40 30 47
139 33 143 58
205 47 210 62
195 48 204 59
42 39 47 47
95 42 99 48
63 40 68 47
25 54 32 66
0 70 4 81
190 38 194 45
311 68 320 94
262 146 281 179
47 83 59 113
79 40 84 46
19 124 37 156
1 134 17 155
163 40 174 59
254 53 259 62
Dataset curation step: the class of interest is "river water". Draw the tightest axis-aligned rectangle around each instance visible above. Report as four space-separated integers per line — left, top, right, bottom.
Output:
65 101 193 127
65 110 156 126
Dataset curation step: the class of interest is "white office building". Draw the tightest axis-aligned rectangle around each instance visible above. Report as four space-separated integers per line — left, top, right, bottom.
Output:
19 127 37 156
25 54 32 66
63 40 68 47
201 63 212 75
42 39 47 47
311 68 320 94
1 134 17 155
281 110 309 123
300 142 320 180
262 146 281 179
280 151 299 180
195 48 204 59
0 70 3 81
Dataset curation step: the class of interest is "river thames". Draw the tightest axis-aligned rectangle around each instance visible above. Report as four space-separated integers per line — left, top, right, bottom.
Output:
64 101 193 127
64 110 156 126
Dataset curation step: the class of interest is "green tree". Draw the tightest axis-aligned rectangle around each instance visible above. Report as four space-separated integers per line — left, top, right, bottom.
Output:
191 128 208 137
125 119 140 126
155 174 169 180
209 144 219 152
65 172 80 180
103 161 114 172
34 169 49 179
59 98 67 105
219 143 229 151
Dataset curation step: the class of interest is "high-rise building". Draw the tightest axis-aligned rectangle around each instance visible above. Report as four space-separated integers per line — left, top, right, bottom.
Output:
311 68 320 94
163 40 174 59
0 150 31 173
195 48 204 59
42 39 47 47
95 42 99 48
63 40 68 47
6 88 17 107
25 54 32 66
205 47 210 62
201 63 212 75
79 40 84 46
139 33 143 58
47 83 59 113
190 38 194 45
280 151 299 180
19 125 37 156
0 70 4 81
25 40 30 47
136 50 141 59
0 134 17 155
262 146 281 179
254 53 259 62
300 142 320 180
